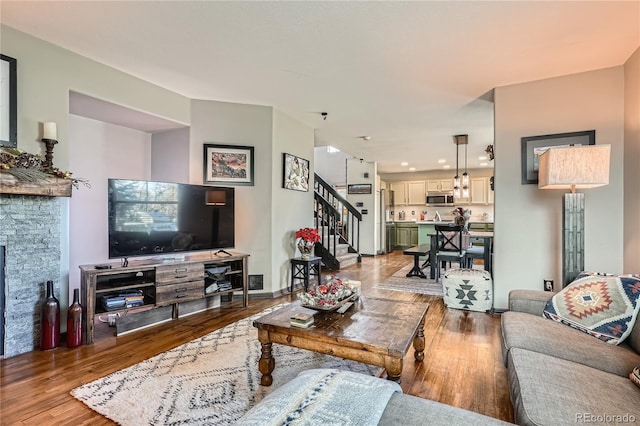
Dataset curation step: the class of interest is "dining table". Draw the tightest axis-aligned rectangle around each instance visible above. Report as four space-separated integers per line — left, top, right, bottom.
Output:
427 230 493 279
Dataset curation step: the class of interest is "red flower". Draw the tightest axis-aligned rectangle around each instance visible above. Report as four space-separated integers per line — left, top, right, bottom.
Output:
295 227 321 243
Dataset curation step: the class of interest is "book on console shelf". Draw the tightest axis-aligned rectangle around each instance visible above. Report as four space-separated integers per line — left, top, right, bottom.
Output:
290 312 315 328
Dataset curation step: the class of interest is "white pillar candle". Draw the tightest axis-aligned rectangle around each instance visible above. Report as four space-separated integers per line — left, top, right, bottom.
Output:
43 122 57 140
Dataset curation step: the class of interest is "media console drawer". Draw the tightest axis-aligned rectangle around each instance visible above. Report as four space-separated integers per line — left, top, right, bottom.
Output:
156 263 204 286
156 281 204 305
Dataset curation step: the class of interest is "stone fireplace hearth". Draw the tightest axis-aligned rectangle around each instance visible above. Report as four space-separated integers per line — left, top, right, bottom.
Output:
0 193 63 358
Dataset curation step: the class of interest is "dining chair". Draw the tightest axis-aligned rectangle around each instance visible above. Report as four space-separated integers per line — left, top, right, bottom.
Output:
465 240 485 268
434 224 467 281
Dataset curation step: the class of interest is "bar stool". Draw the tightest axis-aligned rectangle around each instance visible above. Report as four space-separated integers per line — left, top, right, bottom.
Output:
290 256 322 292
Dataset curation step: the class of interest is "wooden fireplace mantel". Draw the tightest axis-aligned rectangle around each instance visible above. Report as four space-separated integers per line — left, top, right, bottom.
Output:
0 171 72 197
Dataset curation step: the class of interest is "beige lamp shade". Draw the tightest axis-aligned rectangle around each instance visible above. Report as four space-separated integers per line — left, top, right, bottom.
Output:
205 190 227 205
538 144 610 190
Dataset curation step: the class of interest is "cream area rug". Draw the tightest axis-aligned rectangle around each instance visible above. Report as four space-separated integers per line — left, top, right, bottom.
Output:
71 305 382 425
374 263 444 296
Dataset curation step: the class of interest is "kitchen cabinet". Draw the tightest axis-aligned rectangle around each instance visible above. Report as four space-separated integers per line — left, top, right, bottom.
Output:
470 177 488 204
394 222 419 249
391 181 425 205
407 181 426 205
427 179 454 192
390 182 407 205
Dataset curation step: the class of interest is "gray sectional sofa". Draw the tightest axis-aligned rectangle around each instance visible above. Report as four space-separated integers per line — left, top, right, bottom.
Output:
237 368 510 425
501 290 640 426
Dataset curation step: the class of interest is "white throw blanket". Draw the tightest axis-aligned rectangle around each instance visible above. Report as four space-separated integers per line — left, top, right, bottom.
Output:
236 369 401 425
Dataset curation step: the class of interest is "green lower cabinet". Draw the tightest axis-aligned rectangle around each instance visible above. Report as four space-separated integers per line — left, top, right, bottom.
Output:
396 227 411 248
394 223 419 249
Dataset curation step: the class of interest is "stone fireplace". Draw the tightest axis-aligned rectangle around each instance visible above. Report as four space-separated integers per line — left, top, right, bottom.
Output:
0 192 64 358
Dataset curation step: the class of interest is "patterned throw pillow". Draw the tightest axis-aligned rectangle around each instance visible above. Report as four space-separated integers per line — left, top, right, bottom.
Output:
543 272 640 345
631 365 640 389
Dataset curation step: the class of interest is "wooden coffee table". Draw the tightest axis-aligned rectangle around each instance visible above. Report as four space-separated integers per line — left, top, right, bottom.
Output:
253 296 429 386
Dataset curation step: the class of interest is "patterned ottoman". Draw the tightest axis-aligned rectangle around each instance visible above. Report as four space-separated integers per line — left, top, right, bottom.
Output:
443 268 493 312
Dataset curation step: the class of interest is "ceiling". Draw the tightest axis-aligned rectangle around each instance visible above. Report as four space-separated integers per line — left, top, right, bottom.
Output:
2 1 638 173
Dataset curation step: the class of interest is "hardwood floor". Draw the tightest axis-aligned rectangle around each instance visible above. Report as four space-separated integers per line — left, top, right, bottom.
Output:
0 251 514 425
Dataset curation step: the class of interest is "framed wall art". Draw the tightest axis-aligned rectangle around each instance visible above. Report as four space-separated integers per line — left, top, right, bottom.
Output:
1 54 17 148
347 184 372 194
203 143 254 186
282 152 309 192
521 130 595 184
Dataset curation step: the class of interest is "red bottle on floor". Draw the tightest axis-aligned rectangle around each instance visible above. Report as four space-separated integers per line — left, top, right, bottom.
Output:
40 280 60 350
66 288 82 348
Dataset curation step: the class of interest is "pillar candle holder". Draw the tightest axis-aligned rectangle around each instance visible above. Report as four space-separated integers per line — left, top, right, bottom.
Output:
40 138 58 169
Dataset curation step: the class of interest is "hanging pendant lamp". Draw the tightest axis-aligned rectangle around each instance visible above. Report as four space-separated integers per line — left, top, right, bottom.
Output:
453 140 461 199
462 139 469 198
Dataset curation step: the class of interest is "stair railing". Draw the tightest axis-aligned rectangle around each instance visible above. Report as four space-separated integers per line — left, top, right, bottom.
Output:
313 173 362 269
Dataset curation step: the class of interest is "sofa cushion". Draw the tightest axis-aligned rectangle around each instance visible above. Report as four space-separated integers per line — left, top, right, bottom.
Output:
542 272 640 345
632 365 640 389
501 311 640 377
379 393 510 426
507 348 640 426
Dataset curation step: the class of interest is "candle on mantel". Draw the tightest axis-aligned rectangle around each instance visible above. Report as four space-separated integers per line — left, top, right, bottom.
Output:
43 122 57 140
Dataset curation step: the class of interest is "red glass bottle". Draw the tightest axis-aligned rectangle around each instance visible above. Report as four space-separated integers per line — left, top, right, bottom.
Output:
66 288 83 348
40 280 60 350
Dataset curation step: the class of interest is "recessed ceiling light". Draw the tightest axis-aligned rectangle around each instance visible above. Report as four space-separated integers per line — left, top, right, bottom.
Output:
409 167 416 171
361 136 371 141
437 159 446 164
479 156 487 161
443 165 451 169
401 162 409 166
480 162 488 166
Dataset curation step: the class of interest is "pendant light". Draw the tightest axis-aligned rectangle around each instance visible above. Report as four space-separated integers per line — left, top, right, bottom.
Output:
462 138 469 198
453 139 461 199
453 134 469 199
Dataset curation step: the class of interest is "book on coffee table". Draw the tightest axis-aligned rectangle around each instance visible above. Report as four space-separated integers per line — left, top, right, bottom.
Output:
290 312 314 328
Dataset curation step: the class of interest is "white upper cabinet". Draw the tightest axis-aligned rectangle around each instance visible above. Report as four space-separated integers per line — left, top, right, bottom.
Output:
391 182 408 205
427 179 453 192
407 181 426 205
470 177 489 204
391 180 426 205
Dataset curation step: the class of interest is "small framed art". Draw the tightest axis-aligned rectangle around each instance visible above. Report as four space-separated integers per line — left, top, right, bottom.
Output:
282 152 310 192
347 184 372 194
203 144 254 186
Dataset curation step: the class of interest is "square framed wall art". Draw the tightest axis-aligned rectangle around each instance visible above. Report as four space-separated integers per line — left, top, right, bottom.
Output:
203 143 254 186
282 152 310 192
521 130 595 185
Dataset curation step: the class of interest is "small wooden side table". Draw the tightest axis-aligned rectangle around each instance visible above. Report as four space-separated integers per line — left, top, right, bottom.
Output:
290 256 322 292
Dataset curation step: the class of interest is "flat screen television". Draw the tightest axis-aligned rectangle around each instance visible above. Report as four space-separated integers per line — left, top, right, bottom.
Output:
108 179 235 259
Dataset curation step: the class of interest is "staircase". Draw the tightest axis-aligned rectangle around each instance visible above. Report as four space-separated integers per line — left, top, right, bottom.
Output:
313 174 362 270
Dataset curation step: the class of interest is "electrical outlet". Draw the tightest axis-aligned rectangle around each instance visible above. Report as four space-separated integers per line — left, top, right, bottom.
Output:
544 280 554 292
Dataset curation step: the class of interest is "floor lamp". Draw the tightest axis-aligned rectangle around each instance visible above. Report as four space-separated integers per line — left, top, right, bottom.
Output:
538 144 611 287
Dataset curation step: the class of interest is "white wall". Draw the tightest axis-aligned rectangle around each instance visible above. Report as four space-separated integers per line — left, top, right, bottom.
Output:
151 128 190 183
494 67 625 309
272 110 316 290
624 48 640 272
1 25 190 311
68 115 152 293
346 159 377 255
314 146 351 186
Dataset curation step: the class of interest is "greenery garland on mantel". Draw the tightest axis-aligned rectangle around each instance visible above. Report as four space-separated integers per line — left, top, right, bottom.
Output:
0 147 90 191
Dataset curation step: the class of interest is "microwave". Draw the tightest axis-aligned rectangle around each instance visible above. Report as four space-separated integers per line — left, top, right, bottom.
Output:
426 192 454 206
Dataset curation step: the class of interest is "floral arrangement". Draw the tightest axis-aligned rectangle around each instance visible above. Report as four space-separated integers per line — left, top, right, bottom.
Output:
452 207 472 230
295 227 321 243
298 274 357 309
0 147 90 189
